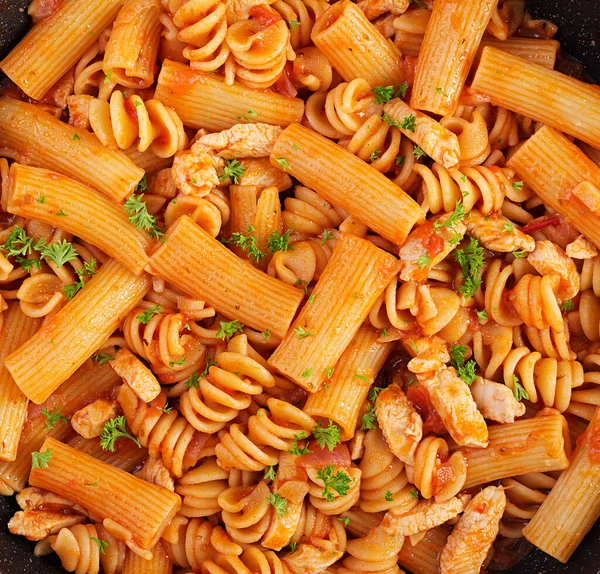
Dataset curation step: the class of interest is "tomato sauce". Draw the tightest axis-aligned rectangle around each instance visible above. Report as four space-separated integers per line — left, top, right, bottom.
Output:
296 443 351 468
407 384 445 435
577 417 600 465
272 62 298 98
432 461 456 495
249 5 282 28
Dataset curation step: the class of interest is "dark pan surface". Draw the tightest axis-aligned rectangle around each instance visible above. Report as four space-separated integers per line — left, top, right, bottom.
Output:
0 0 599 572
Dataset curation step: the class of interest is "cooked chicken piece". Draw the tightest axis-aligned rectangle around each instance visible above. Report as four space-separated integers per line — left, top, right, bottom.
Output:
418 366 488 448
236 157 292 191
440 486 506 574
148 168 178 198
404 335 450 375
527 240 580 301
67 94 93 129
349 429 366 460
380 494 470 537
16 488 87 516
224 0 276 23
470 378 526 423
372 13 396 37
198 123 283 159
8 510 86 541
111 348 161 403
376 384 423 464
358 0 409 19
466 210 535 253
282 538 344 574
135 455 175 491
566 235 598 259
71 399 120 439
171 138 223 197
399 214 466 282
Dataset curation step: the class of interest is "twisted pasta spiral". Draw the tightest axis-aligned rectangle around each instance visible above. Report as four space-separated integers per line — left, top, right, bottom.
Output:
305 78 381 139
176 456 229 517
572 289 600 343
307 464 361 515
414 162 515 216
179 349 276 434
503 347 584 411
123 302 208 383
581 256 600 296
118 385 207 477
36 523 125 574
516 322 576 361
440 109 491 167
225 5 294 89
337 525 404 574
219 481 272 544
499 472 555 539
215 398 316 471
88 91 187 157
486 0 525 40
359 429 415 514
411 436 467 502
272 0 329 49
204 546 292 574
392 6 429 58
169 519 237 570
282 186 344 235
72 27 115 100
267 236 335 286
509 273 564 332
165 0 231 71
289 46 333 92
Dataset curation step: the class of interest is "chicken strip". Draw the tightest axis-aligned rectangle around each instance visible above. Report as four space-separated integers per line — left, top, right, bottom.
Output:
566 234 597 259
71 399 120 439
111 348 161 402
171 138 223 197
237 157 292 190
380 495 470 537
8 510 86 541
399 214 466 282
470 378 525 423
466 210 535 253
439 486 506 574
418 366 488 448
358 0 410 20
527 240 580 301
282 537 344 574
198 123 283 159
376 384 423 464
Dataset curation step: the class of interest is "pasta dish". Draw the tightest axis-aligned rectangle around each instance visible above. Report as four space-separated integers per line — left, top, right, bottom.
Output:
0 0 599 572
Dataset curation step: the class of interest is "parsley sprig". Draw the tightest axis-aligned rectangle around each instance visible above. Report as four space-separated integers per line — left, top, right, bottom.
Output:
62 259 97 300
268 229 293 254
124 194 163 239
453 237 485 299
288 432 311 456
216 319 244 340
31 450 53 469
450 343 478 386
222 225 266 262
41 407 70 431
312 420 341 451
316 465 352 502
266 492 289 517
136 304 163 324
220 159 246 184
100 416 141 452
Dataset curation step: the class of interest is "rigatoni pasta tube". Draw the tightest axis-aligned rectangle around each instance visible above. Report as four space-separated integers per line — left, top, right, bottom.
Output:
411 0 499 116
382 98 460 169
0 98 144 203
523 407 600 563
148 215 303 338
155 60 304 131
270 123 424 246
0 0 123 100
103 0 162 89
311 1 405 88
303 324 392 439
7 164 151 275
459 414 570 489
122 541 172 574
0 360 120 495
30 437 181 556
4 260 151 404
397 526 451 574
472 47 600 149
0 303 42 462
507 126 600 249
476 37 559 70
268 233 400 392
